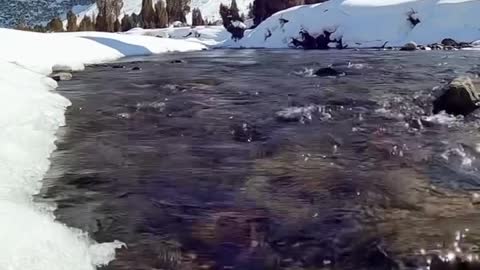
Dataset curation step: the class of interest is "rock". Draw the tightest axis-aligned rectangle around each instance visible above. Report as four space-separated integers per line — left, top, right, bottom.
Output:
131 66 141 71
441 38 458 47
430 43 444 50
112 64 125 69
50 72 72 81
170 59 186 64
433 76 480 116
52 64 73 72
314 67 345 77
400 41 418 51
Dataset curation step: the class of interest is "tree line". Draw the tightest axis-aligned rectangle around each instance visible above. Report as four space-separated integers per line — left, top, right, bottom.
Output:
20 0 197 32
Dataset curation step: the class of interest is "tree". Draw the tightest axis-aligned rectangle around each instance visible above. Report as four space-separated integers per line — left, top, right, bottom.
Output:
47 17 64 32
252 0 328 27
166 0 191 24
114 18 121 31
96 0 124 32
141 0 155 28
219 0 241 28
78 15 95 31
191 8 204 26
155 0 168 28
66 10 78 32
121 14 134 31
131 13 141 27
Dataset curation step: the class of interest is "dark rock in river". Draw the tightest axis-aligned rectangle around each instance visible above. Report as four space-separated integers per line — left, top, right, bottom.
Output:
433 76 480 116
131 66 141 71
231 122 263 143
400 42 418 51
50 72 72 81
170 59 186 64
112 65 126 69
314 67 345 77
441 38 458 47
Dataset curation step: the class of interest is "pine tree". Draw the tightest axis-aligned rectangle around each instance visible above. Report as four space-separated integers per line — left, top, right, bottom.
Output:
191 8 204 26
96 0 124 32
141 0 155 28
114 18 121 31
66 10 78 32
78 16 94 31
166 0 191 24
47 17 64 32
155 0 168 28
121 14 134 31
230 0 240 20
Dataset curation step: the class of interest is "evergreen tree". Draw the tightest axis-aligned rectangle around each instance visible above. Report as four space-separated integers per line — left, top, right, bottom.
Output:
121 14 134 31
47 17 64 32
155 0 168 28
96 0 124 32
166 0 191 24
114 18 121 31
191 8 204 26
66 10 78 32
141 0 155 28
78 16 93 31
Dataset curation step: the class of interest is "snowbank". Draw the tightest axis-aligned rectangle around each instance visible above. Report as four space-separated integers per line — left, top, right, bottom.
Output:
125 25 230 46
0 29 205 270
230 0 480 48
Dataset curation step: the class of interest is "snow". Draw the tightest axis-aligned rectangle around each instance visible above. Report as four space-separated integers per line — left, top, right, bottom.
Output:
125 25 230 46
0 28 205 270
70 0 253 26
228 0 480 48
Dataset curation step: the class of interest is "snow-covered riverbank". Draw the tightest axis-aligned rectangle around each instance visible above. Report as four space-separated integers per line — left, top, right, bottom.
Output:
0 28 205 270
226 0 480 48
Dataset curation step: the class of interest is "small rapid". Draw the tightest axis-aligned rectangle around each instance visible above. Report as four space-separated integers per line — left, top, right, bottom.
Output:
43 49 480 270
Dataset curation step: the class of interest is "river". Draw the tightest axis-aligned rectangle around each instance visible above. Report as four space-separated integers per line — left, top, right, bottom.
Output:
40 49 480 270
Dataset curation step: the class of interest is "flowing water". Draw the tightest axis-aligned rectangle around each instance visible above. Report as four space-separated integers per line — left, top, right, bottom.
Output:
40 49 480 270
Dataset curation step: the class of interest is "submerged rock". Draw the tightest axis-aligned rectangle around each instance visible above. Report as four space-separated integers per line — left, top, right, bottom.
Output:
170 59 186 64
50 72 72 81
433 76 480 116
131 66 141 71
314 67 345 77
400 41 418 51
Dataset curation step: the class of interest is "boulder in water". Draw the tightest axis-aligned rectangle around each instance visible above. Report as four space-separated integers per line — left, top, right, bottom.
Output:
50 72 72 81
433 76 480 116
314 67 345 77
400 41 418 51
441 38 458 47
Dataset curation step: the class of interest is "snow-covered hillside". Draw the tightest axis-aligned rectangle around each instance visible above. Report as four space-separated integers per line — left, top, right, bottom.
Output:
229 0 480 48
0 28 205 270
71 0 253 25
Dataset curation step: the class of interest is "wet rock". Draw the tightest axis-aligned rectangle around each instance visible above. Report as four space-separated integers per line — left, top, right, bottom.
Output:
131 66 141 71
112 64 126 69
231 122 263 142
400 41 418 51
276 106 317 123
50 72 72 81
433 76 480 116
170 59 186 64
430 43 444 50
441 38 458 47
314 67 345 77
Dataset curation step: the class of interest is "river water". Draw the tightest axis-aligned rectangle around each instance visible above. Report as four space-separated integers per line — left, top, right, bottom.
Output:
40 49 480 270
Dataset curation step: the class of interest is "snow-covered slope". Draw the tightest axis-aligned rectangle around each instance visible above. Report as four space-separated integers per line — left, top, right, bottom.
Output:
71 0 253 25
0 28 205 270
230 0 480 48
